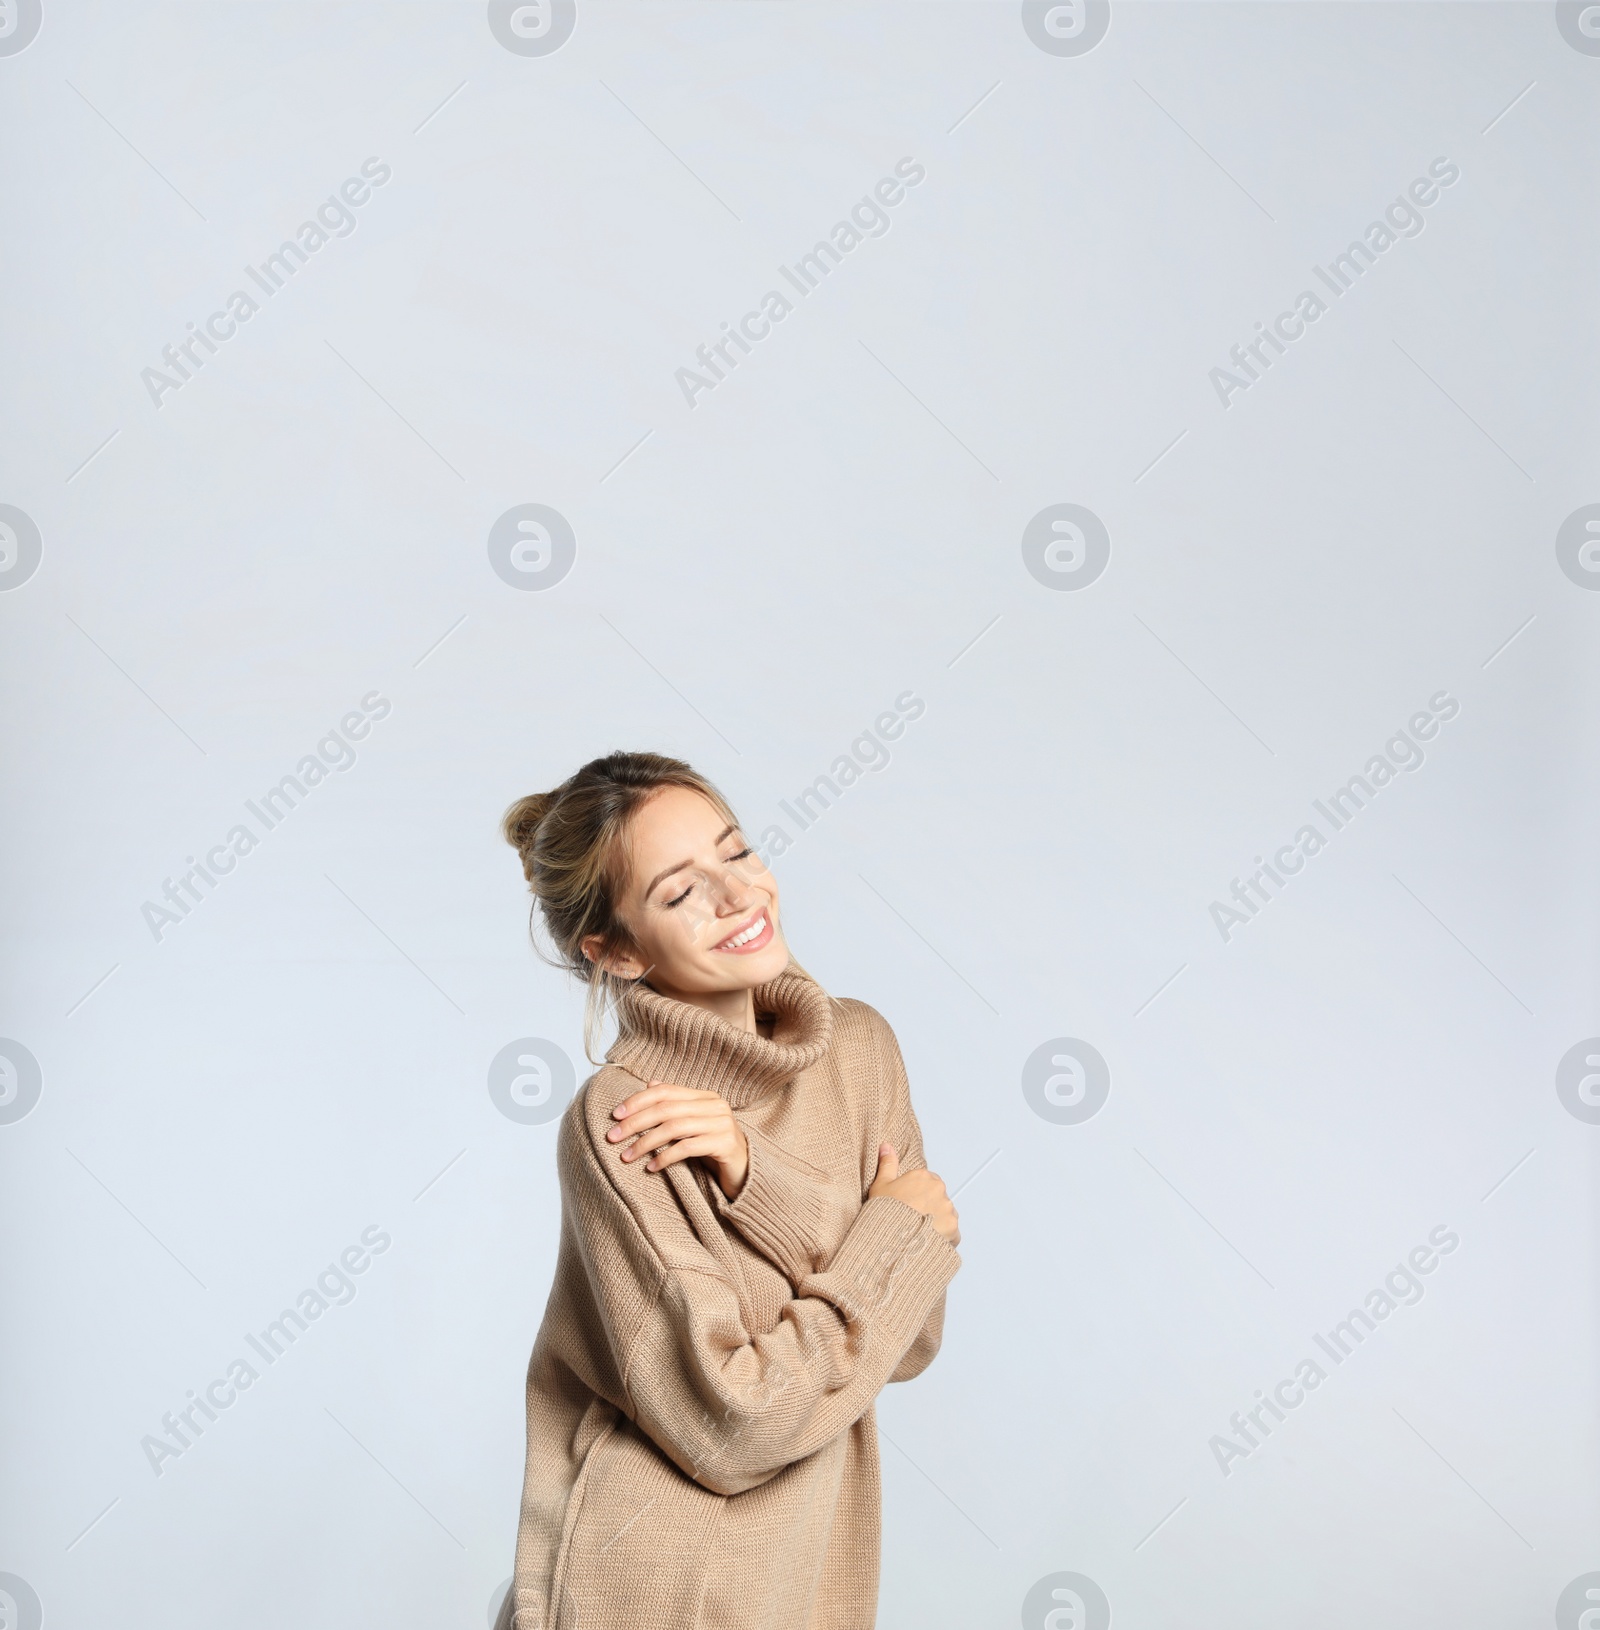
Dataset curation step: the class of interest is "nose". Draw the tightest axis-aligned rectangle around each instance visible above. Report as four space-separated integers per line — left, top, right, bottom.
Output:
711 866 756 910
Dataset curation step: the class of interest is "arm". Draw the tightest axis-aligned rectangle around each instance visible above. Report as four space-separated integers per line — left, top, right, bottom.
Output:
864 1008 951 1384
560 1101 960 1497
706 1118 834 1283
705 1006 956 1380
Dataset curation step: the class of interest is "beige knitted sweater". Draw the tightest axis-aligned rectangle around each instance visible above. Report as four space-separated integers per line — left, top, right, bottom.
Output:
498 964 961 1630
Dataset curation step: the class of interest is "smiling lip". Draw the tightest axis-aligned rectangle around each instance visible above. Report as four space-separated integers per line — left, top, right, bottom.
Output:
712 911 774 954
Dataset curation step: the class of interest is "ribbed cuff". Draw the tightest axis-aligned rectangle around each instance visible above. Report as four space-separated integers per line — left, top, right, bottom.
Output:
711 1122 828 1281
809 1194 961 1344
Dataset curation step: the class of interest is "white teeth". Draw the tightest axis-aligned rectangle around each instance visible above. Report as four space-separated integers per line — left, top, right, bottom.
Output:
720 914 766 949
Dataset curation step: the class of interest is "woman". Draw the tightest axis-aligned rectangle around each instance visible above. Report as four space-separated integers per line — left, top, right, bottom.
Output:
494 750 961 1630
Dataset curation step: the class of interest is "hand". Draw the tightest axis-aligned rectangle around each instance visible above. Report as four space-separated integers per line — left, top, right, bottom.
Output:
867 1143 960 1246
607 1080 750 1200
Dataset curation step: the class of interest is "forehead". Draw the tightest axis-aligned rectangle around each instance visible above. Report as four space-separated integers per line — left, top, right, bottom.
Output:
626 784 729 856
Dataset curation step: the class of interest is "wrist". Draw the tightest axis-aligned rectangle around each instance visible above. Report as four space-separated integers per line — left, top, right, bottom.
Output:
717 1129 750 1200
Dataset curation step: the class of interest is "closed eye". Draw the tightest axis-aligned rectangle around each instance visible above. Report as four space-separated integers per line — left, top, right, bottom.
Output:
662 848 754 910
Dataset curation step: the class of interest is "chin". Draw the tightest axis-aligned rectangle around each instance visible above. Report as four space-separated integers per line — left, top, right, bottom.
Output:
702 937 783 989
738 938 790 986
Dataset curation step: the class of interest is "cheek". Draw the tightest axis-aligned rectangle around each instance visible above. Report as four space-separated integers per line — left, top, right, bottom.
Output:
621 912 676 968
683 905 724 949
659 897 720 952
745 865 779 914
639 912 687 952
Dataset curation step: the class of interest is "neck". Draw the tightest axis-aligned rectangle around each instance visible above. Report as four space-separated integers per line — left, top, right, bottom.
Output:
649 980 756 1033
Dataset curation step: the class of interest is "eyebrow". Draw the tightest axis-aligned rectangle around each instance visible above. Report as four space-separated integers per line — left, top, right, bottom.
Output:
643 825 738 898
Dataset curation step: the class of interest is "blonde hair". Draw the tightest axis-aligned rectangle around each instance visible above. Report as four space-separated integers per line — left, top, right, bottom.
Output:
501 751 747 1061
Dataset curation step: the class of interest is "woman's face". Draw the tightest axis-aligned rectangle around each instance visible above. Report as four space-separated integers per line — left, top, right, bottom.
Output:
586 785 788 998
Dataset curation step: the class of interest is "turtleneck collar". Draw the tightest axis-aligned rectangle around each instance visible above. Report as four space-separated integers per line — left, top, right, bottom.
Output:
605 961 835 1108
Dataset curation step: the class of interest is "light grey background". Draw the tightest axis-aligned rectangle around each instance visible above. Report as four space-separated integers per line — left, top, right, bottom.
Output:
2 3 1598 1627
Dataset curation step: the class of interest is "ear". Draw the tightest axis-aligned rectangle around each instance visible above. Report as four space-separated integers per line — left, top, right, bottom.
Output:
580 933 645 980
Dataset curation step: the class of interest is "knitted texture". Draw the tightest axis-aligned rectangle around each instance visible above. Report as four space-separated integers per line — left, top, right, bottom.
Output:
498 963 961 1630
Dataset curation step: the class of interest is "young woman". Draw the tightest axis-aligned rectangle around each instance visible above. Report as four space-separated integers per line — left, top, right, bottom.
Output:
494 751 961 1630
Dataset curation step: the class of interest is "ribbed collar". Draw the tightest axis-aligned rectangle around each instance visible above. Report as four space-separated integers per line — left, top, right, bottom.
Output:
606 961 835 1108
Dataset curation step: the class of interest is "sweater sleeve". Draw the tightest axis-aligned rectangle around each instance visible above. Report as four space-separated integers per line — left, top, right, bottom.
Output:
559 1100 961 1498
862 1007 952 1385
705 1117 832 1283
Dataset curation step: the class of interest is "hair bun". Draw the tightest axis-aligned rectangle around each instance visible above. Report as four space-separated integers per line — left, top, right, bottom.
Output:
501 791 555 855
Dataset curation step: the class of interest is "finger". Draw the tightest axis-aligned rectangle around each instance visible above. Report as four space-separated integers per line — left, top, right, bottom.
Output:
611 1082 711 1118
608 1096 729 1141
607 1089 706 1138
607 1106 670 1141
619 1117 724 1161
618 1123 677 1160
645 1134 719 1172
874 1142 899 1184
611 1083 683 1119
